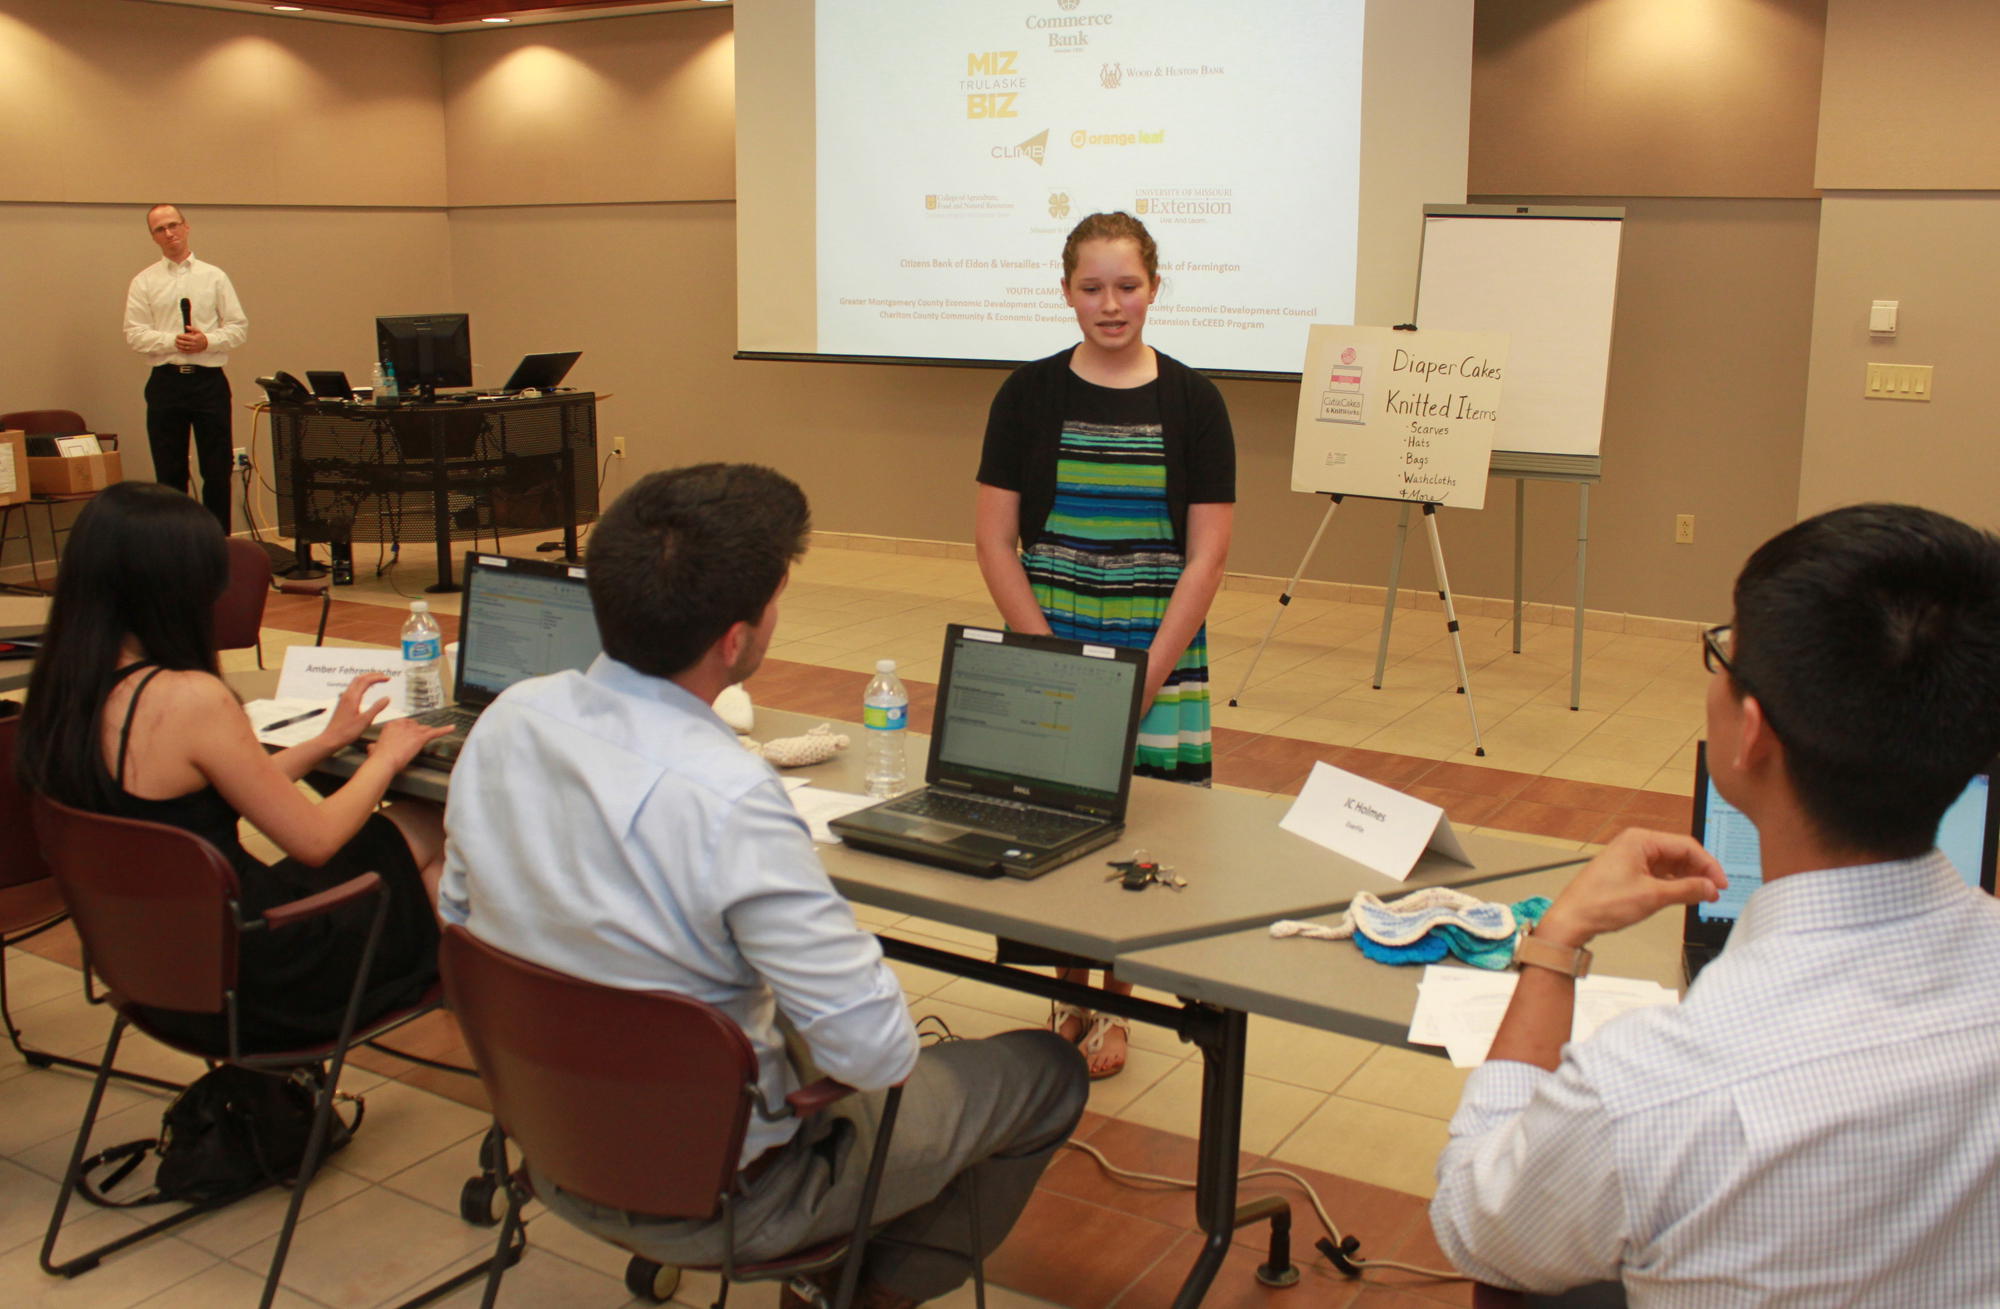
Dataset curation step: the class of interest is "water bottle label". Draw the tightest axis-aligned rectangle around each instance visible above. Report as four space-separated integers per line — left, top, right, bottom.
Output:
863 703 907 731
403 638 440 663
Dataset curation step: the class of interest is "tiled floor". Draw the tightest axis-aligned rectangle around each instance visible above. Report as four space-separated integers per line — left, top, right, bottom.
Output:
1 534 1712 1308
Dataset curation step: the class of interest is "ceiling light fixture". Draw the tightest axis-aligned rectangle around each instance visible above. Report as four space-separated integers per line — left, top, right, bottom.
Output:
481 15 511 21
272 4 304 9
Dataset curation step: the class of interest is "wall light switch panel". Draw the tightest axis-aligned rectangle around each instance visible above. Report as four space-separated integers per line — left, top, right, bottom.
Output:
1869 300 1899 334
1675 514 1695 545
1865 362 1932 401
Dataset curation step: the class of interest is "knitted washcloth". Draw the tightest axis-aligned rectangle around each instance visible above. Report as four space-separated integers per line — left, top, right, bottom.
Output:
1270 889 1553 970
743 723 851 768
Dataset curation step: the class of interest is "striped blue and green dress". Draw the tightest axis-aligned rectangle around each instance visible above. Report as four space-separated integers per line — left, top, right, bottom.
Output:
1020 379 1212 785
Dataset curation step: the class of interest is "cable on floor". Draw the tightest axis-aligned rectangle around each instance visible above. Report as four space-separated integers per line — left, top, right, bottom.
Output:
1060 1137 1465 1284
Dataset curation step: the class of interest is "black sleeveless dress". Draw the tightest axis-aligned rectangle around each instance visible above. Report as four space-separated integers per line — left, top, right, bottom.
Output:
106 664 440 1053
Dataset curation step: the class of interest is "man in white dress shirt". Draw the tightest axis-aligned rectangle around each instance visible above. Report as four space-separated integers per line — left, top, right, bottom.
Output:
441 464 1087 1309
123 204 248 530
1432 503 2000 1307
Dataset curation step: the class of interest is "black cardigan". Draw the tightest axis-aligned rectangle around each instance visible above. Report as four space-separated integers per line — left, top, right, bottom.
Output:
975 346 1236 552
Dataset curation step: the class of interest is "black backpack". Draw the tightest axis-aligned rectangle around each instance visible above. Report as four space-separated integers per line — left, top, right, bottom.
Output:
78 1065 363 1206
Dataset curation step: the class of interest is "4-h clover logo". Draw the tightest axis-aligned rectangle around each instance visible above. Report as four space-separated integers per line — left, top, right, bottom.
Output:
1049 193 1072 219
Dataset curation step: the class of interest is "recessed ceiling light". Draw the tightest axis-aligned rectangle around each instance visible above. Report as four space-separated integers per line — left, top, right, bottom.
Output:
272 4 304 9
481 14 511 20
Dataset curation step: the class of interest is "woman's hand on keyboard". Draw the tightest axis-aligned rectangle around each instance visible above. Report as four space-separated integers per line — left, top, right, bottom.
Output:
321 673 395 748
367 717 457 772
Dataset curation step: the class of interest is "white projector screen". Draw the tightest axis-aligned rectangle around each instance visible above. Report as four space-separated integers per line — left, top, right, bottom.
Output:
736 0 1472 378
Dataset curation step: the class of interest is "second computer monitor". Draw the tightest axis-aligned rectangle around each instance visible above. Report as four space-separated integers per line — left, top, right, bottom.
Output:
377 314 472 399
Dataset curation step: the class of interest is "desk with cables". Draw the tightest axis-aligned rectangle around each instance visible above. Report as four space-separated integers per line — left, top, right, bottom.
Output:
265 392 598 593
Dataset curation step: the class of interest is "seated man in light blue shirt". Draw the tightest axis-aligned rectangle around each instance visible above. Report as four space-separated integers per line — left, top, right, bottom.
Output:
441 464 1087 1309
1432 503 2000 1307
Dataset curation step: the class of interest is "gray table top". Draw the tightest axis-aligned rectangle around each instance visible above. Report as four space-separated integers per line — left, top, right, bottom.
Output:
1116 863 1685 1047
222 671 1590 962
0 595 43 694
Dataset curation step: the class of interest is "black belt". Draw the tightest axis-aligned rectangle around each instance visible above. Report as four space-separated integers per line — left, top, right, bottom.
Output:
155 363 219 375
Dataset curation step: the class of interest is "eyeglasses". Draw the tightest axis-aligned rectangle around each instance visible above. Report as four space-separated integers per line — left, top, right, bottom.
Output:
1703 623 1784 737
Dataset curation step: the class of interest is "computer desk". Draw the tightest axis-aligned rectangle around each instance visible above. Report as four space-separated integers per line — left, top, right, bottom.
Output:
225 672 1591 1307
0 594 49 695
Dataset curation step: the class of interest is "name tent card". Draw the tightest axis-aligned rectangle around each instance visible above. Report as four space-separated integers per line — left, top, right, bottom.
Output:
1279 760 1471 882
1289 324 1508 510
275 645 411 718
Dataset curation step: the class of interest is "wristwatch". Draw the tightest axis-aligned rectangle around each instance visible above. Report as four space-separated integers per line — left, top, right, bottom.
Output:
1511 929 1593 979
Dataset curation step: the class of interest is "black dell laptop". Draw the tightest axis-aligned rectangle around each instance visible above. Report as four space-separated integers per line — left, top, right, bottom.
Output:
830 625 1147 879
500 351 582 392
1683 741 2000 980
366 552 601 769
307 370 355 401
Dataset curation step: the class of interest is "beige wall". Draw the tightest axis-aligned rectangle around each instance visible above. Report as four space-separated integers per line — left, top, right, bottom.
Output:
0 0 444 208
1796 4 2000 527
1797 196 2000 526
442 9 734 207
1817 0 2000 189
1470 0 1824 199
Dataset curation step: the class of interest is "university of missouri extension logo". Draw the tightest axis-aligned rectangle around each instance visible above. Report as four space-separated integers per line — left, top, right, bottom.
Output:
925 195 938 210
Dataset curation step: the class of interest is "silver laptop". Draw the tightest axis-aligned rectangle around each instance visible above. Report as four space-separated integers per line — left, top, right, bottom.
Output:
1683 741 1999 980
368 551 601 769
830 625 1148 879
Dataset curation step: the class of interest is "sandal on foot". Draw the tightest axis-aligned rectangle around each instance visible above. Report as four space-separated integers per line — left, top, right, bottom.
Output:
1079 1013 1131 1080
1049 1002 1092 1045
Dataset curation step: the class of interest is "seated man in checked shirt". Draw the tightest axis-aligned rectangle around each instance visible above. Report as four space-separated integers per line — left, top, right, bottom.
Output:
1432 503 2000 1307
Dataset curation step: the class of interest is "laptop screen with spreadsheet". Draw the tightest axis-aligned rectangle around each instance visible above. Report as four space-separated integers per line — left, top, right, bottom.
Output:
454 553 602 708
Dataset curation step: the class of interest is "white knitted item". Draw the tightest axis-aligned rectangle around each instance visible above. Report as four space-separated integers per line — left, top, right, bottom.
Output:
714 683 755 734
748 723 851 768
1271 886 1518 947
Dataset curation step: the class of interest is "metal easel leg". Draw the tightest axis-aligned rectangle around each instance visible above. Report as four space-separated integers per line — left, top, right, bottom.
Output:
1571 484 1589 712
1371 503 1412 689
1226 494 1342 708
1513 478 1526 655
1421 504 1484 757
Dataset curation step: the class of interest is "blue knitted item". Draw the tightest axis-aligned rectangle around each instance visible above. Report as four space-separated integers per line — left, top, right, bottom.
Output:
1355 932 1451 965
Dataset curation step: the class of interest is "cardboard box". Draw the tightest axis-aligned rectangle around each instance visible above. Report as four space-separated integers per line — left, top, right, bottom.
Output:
0 431 25 507
27 447 122 496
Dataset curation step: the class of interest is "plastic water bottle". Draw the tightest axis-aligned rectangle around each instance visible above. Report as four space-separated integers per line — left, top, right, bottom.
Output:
402 600 445 713
377 359 399 405
863 659 909 798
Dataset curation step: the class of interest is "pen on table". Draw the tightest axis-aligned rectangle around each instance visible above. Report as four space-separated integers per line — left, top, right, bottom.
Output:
262 707 327 734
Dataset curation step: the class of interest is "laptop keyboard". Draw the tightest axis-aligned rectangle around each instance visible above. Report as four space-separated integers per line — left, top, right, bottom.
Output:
885 790 1101 847
408 706 478 733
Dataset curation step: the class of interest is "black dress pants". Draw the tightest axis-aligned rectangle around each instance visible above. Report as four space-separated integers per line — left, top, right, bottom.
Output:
145 365 233 530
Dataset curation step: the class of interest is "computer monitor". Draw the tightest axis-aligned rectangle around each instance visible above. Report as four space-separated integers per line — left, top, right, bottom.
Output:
376 314 472 400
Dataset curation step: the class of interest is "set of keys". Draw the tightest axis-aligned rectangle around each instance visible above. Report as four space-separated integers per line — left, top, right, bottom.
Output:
1105 850 1187 892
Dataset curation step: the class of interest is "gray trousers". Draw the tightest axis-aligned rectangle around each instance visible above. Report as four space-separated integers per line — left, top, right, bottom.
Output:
538 1029 1088 1301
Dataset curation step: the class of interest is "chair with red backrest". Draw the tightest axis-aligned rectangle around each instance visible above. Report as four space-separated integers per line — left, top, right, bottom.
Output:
29 794 484 1309
0 708 176 1091
216 536 329 667
0 410 97 438
440 923 936 1309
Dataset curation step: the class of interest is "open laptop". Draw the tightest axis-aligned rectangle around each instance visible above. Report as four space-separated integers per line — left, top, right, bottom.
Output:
307 370 355 401
371 552 602 769
1683 741 2000 980
500 351 582 393
830 625 1148 880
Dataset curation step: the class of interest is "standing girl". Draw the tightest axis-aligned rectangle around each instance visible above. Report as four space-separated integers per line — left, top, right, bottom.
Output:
974 212 1236 1076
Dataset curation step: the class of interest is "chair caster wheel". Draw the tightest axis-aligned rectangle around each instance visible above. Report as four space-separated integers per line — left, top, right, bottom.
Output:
460 1176 504 1227
625 1256 681 1303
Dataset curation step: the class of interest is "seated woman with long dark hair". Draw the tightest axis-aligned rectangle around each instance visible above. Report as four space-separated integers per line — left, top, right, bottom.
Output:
14 482 452 1052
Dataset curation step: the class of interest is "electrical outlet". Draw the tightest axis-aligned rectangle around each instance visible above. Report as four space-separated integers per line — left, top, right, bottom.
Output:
612 436 626 458
1675 514 1695 545
232 447 250 471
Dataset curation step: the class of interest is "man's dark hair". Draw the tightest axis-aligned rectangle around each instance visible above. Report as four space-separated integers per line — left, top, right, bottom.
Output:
585 464 810 678
1732 503 2000 858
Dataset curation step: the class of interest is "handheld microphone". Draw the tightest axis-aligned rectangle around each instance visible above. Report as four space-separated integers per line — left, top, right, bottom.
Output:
180 298 192 331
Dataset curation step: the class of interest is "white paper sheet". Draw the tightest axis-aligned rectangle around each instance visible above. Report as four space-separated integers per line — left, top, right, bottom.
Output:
1410 964 1681 1069
788 785 878 844
0 444 15 496
244 698 339 747
1280 760 1471 881
55 435 102 457
275 646 409 717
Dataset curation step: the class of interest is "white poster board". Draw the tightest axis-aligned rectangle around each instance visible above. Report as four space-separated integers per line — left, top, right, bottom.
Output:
1413 208 1623 459
1290 324 1507 509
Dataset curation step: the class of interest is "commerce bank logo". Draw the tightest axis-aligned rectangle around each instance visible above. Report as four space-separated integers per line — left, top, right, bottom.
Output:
1058 0 1080 9
992 129 1050 165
